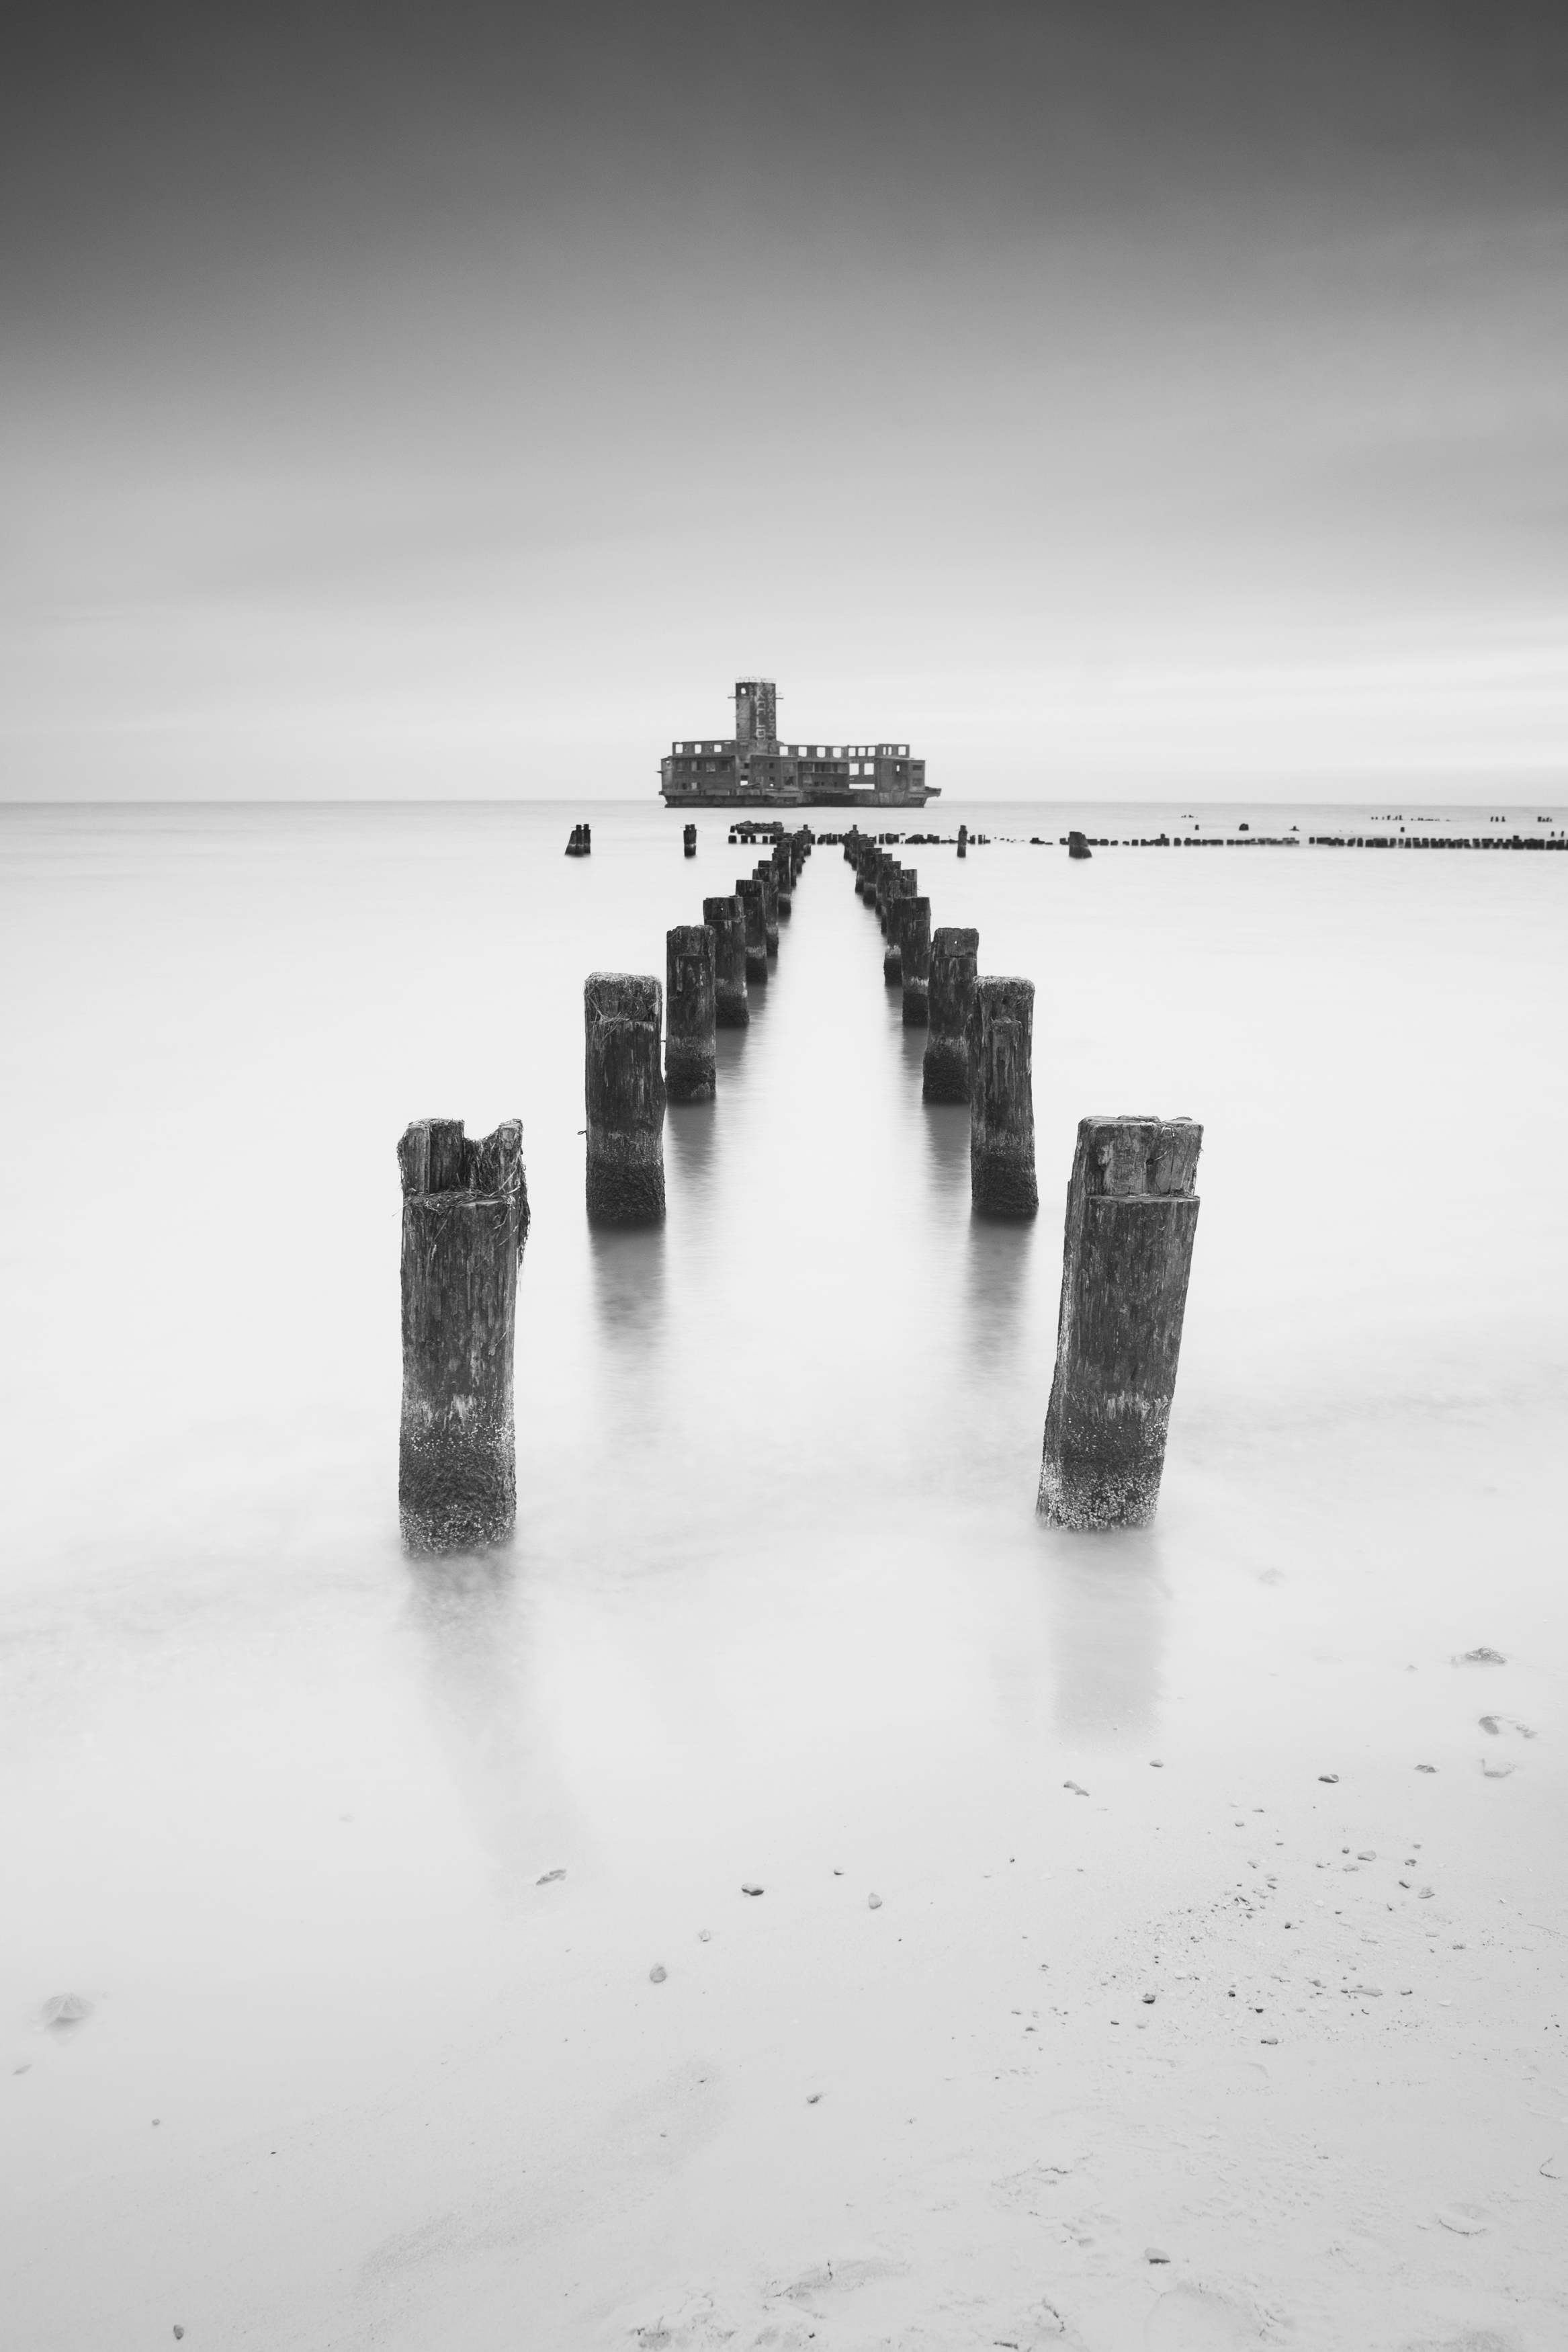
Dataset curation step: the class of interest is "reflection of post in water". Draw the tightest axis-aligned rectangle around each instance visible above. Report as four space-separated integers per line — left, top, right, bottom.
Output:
963 1210 1037 1371
665 1092 717 1204
402 1550 547 1893
1044 1530 1166 1742
589 1220 667 1353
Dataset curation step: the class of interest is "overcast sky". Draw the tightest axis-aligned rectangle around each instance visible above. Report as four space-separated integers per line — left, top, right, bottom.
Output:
3 0 1565 800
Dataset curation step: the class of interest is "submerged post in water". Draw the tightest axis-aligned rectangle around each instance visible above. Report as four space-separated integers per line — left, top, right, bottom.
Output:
969 976 1037 1216
924 925 977 1101
584 972 666 1222
705 892 750 1027
1038 1118 1202 1528
900 895 931 1025
665 923 717 1102
398 1118 529 1554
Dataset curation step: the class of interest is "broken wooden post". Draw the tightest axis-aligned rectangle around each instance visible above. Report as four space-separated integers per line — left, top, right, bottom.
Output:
1038 1118 1202 1527
584 973 666 1222
756 864 781 956
957 823 968 859
665 923 717 1101
969 977 1037 1216
398 1118 528 1554
704 893 749 1027
900 895 930 1025
773 845 793 915
683 823 697 858
923 926 977 1101
1068 830 1092 860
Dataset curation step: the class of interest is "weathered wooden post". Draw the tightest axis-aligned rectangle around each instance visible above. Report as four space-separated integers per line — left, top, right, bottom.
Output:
883 870 916 982
1038 1118 1202 1527
398 1118 529 1553
756 864 781 956
683 823 697 858
584 973 666 1222
923 925 977 1101
969 977 1037 1216
665 923 717 1101
736 878 769 982
957 823 968 859
772 845 793 915
900 895 930 1025
705 893 749 1026
1068 830 1092 861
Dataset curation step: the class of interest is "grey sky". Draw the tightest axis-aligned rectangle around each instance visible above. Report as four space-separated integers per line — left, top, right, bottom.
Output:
3 1 1565 798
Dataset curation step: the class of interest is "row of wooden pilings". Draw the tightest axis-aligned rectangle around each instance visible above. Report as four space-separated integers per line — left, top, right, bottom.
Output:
840 824 1204 1536
395 829 814 1555
586 828 812 1216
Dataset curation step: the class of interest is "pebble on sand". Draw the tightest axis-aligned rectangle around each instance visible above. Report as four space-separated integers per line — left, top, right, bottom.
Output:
1317 1773 1339 1783
173 2330 184 2342
1415 1763 1436 1772
649 1964 667 1984
1436 2203 1488 2234
1063 1780 1089 1797
868 1894 883 1910
741 1884 764 1896
41 1993 95 2025
1145 2247 1171 2263
1454 1647 1507 1665
535 1868 566 1884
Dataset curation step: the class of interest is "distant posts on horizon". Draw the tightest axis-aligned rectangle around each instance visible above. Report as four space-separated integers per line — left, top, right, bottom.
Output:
736 879 769 982
584 972 666 1223
900 896 931 1025
924 927 977 1101
1038 1118 1203 1529
664 924 717 1103
705 894 750 1027
968 977 1038 1217
397 1118 529 1554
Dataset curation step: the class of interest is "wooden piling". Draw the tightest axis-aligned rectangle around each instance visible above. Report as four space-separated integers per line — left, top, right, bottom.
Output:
1038 1118 1202 1527
683 823 697 858
756 865 781 956
704 893 750 1027
736 879 769 982
398 1118 529 1554
900 896 931 1025
584 973 666 1222
969 977 1037 1216
957 823 968 859
665 924 717 1101
923 926 977 1101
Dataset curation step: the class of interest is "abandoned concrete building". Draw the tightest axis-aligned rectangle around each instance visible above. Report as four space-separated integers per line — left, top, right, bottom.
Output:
659 680 937 808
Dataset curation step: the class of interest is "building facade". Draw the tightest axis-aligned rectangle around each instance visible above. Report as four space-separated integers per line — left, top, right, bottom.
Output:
660 679 937 808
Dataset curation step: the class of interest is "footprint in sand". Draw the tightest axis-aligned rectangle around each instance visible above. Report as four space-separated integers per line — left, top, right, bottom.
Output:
1144 2283 1266 2349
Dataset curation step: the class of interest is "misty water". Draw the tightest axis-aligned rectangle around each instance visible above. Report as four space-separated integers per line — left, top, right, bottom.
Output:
4 801 1566 2350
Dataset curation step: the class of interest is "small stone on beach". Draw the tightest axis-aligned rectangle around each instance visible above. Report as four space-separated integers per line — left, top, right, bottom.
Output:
1145 2247 1170 2263
1455 1647 1506 1665
1317 1773 1339 1784
41 1993 94 2025
649 1964 667 1983
868 1893 883 1909
1063 1781 1089 1797
536 1868 566 1884
741 1884 764 1896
